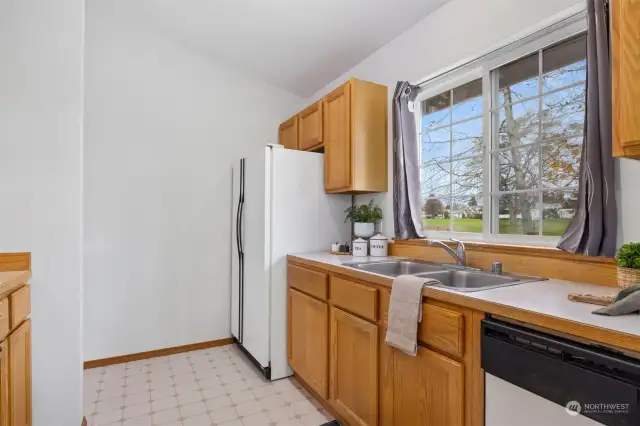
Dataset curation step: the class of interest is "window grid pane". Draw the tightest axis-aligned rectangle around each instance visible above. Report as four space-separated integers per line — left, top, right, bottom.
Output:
538 49 544 235
491 34 586 237
488 80 586 114
420 80 483 234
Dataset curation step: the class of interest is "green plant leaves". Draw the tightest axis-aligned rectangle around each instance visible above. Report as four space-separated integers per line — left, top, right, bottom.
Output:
344 199 383 223
615 242 640 269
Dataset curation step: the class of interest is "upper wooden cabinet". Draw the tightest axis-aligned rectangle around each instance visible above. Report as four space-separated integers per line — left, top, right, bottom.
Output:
278 115 298 150
277 78 388 193
329 307 378 426
324 79 388 194
298 101 324 151
324 83 352 191
393 346 464 426
288 289 329 399
612 0 640 158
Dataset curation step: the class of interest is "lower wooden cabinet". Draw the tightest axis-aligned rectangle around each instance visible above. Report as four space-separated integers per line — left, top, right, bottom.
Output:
329 307 378 426
393 346 464 426
0 339 9 426
287 261 482 426
9 319 31 426
288 289 328 398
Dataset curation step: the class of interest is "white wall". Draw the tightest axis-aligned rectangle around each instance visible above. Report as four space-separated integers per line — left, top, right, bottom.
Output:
305 0 640 243
617 159 640 242
83 2 303 360
0 1 84 425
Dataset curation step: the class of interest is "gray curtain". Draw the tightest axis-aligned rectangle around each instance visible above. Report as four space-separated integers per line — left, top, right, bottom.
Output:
557 0 616 257
393 81 424 239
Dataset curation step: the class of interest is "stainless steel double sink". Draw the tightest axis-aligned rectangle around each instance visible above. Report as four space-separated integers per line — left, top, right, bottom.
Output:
343 259 545 292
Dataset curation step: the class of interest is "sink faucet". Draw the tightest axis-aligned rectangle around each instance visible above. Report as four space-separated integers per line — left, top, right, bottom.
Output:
428 238 466 266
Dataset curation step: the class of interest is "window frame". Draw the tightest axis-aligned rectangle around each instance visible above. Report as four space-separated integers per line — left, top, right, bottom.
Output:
413 10 587 247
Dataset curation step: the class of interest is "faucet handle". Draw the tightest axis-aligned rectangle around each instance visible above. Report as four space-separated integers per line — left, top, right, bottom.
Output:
449 238 466 261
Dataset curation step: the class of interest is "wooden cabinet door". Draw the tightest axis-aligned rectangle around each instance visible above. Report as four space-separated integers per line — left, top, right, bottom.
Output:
298 101 323 150
330 307 378 426
9 319 31 426
288 289 329 398
0 340 8 426
393 345 464 426
613 0 640 157
279 115 298 150
324 82 352 191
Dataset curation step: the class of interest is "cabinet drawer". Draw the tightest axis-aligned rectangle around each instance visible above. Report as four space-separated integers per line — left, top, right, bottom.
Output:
418 303 464 357
330 277 377 322
288 264 328 301
9 285 30 329
0 299 8 341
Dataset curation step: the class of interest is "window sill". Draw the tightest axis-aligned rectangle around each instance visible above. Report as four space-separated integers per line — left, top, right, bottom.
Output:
392 238 615 264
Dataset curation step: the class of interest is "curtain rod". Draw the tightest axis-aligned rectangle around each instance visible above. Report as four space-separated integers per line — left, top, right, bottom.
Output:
414 7 587 88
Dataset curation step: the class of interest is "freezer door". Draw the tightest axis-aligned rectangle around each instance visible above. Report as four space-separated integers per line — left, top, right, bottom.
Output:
269 148 351 380
239 147 271 368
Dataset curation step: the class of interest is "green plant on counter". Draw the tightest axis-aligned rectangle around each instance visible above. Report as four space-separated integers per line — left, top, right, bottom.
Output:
344 199 383 223
615 242 640 269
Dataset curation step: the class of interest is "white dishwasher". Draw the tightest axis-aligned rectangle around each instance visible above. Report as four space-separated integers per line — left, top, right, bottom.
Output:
482 318 640 426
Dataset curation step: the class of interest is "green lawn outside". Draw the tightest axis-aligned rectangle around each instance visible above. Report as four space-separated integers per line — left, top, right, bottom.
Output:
423 218 571 236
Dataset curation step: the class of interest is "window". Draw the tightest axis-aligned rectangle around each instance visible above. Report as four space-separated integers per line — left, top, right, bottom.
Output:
416 31 586 244
420 79 484 233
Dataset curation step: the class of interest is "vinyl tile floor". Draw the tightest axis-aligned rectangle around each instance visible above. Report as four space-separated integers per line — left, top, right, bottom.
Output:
83 344 334 426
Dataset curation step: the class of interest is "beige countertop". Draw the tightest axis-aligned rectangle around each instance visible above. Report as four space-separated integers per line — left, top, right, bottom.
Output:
290 252 639 342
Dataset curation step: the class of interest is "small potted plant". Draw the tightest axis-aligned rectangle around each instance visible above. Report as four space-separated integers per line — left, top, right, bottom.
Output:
615 242 640 288
344 199 383 238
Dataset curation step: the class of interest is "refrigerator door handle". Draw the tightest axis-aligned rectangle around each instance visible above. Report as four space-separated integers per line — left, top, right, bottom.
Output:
235 168 242 343
235 192 241 257
238 158 245 343
238 158 245 254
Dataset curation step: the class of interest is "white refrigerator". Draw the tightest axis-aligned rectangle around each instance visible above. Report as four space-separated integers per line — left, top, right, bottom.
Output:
231 144 350 380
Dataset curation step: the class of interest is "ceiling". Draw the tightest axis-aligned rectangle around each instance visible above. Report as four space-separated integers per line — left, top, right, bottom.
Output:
104 0 449 97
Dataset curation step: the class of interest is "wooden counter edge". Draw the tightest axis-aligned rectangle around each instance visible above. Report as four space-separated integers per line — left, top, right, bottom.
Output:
0 270 31 300
287 255 640 353
0 252 31 272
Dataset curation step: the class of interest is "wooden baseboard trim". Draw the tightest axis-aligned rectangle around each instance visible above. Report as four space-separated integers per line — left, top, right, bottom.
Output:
83 338 234 369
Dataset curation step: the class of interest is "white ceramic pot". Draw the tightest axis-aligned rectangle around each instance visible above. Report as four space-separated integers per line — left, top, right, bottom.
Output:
369 234 388 257
354 222 375 238
352 238 368 257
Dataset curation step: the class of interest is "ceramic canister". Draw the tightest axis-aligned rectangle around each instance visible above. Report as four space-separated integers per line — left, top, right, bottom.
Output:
369 234 388 257
352 238 368 257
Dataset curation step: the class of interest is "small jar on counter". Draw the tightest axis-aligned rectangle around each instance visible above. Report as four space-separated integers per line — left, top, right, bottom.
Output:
352 238 368 257
369 234 388 257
